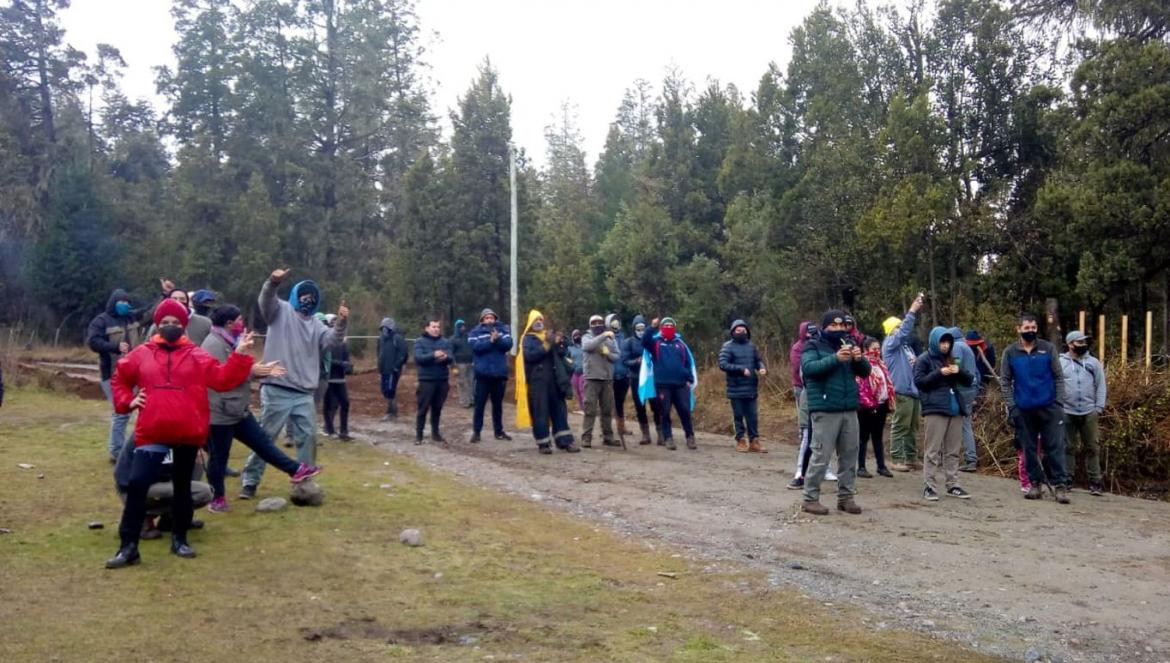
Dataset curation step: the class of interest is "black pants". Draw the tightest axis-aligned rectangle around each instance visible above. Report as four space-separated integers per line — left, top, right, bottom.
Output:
118 445 197 546
613 377 630 420
208 413 300 498
857 403 890 470
416 380 449 438
658 384 694 440
323 381 349 435
632 387 661 427
473 375 507 436
1014 404 1068 485
729 397 759 439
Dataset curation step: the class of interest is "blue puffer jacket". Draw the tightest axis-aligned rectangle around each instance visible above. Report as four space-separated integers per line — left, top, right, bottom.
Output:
718 319 765 399
468 321 513 378
413 332 453 382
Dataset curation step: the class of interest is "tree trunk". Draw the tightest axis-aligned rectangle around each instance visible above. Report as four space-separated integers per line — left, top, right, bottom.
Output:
1045 297 1063 346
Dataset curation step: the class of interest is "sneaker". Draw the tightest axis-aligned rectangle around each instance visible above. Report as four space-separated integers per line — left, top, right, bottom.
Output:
239 484 257 500
787 477 805 490
291 463 322 483
1025 485 1043 500
494 432 513 441
685 436 697 450
923 486 940 502
469 434 481 444
207 497 230 513
1055 485 1071 504
890 463 911 473
825 471 838 481
414 436 424 445
664 438 677 450
946 486 971 499
877 467 893 478
801 500 829 515
1090 482 1103 496
857 468 873 478
959 461 977 473
338 433 353 441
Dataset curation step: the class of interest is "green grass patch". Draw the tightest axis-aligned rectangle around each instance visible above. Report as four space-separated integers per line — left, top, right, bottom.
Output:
0 387 993 662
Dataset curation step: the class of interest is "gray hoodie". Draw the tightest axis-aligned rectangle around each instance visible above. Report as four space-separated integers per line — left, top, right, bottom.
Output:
202 329 252 425
581 327 620 380
257 278 346 393
1059 352 1106 416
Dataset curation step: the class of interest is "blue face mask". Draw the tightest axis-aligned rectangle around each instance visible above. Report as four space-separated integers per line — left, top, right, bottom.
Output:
824 330 850 347
115 301 131 316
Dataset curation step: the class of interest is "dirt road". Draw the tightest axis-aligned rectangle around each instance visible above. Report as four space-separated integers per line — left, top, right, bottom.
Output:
340 394 1170 663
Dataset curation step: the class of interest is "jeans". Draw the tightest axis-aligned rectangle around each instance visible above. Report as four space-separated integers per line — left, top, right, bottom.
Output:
208 413 301 498
473 375 507 436
729 397 759 439
243 385 317 489
613 377 630 420
582 379 615 441
631 386 660 428
416 380 449 438
323 381 350 435
657 384 694 440
1013 404 1068 486
803 411 860 503
118 445 197 546
857 403 889 470
101 379 131 458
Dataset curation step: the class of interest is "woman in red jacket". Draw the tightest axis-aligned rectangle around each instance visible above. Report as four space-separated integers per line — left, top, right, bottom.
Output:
106 299 254 569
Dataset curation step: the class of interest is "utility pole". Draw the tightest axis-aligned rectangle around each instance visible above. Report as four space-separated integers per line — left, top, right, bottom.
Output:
509 142 519 355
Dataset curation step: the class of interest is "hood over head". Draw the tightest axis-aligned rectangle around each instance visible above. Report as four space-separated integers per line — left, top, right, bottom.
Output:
929 326 955 358
106 289 131 316
729 319 750 338
288 280 321 315
381 317 397 333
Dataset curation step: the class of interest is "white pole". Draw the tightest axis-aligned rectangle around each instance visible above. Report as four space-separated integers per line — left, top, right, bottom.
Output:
509 142 519 355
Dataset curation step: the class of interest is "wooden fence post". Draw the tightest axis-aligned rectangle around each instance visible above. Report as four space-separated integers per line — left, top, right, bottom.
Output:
1098 315 1106 363
1146 310 1153 373
1079 310 1086 333
1122 315 1129 366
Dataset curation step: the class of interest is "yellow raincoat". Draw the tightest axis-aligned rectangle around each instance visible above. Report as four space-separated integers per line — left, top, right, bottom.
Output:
514 309 546 429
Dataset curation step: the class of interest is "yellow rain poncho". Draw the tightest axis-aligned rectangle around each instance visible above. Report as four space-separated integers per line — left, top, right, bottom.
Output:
514 309 545 429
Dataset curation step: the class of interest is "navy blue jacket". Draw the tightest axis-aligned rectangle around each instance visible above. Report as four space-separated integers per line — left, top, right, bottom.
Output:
468 322 513 378
413 332 454 382
718 320 766 399
642 329 693 387
87 289 146 380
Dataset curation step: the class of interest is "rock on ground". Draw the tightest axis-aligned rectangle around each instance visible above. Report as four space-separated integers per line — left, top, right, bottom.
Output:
290 480 325 507
256 497 288 513
399 528 423 546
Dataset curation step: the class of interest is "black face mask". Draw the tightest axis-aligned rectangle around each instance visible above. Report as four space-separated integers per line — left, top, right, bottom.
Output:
1020 331 1038 343
824 330 850 346
160 324 184 343
733 331 748 342
590 325 605 336
1072 345 1089 356
194 304 211 317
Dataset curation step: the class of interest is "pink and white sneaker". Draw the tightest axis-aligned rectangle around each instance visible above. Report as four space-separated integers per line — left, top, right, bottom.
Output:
291 463 323 483
208 497 230 513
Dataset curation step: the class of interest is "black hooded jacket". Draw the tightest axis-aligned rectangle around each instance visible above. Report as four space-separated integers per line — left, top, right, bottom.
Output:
717 319 766 399
87 289 145 380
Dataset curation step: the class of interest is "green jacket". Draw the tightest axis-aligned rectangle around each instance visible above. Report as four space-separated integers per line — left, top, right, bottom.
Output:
801 336 871 412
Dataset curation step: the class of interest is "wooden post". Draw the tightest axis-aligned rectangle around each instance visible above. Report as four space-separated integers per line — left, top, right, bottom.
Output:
1045 298 1063 347
1078 310 1086 333
1146 310 1153 372
1098 314 1106 363
1122 315 1129 366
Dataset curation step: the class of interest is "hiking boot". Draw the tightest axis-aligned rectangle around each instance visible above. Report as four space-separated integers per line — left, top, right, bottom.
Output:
1055 485 1071 504
748 438 766 453
1090 481 1104 496
559 442 582 453
923 486 940 502
208 497 230 514
469 433 481 444
877 467 893 478
494 432 513 441
959 461 977 473
538 445 552 455
801 500 829 515
1025 485 1044 500
239 484 257 500
580 434 592 449
639 423 651 445
602 439 623 447
946 486 971 499
170 537 197 559
291 463 322 483
857 468 873 478
837 499 862 514
787 477 805 490
664 438 677 450
686 436 697 450
105 543 140 569
736 438 749 453
890 463 911 473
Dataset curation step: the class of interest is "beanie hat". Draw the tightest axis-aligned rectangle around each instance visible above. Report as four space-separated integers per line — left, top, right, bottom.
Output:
480 308 497 322
822 309 847 329
154 298 190 328
882 316 902 336
660 317 677 328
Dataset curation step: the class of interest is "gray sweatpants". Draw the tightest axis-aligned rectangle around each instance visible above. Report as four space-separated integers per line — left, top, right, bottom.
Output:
803 410 859 503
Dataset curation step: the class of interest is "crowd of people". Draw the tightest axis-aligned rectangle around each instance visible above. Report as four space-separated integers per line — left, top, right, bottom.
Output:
83 271 1109 567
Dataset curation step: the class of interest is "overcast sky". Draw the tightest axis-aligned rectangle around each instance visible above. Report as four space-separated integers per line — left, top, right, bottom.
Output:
61 0 822 167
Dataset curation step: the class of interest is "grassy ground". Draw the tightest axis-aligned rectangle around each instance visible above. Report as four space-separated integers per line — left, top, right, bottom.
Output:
0 388 994 662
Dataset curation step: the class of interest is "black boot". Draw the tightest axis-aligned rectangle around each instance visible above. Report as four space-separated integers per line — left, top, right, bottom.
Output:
105 542 141 569
170 537 197 559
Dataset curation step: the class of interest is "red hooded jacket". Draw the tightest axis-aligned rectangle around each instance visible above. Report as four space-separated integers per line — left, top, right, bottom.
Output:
112 335 253 447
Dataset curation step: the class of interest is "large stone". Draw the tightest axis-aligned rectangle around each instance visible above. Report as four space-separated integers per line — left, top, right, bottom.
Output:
399 528 424 547
256 497 288 513
290 480 325 507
